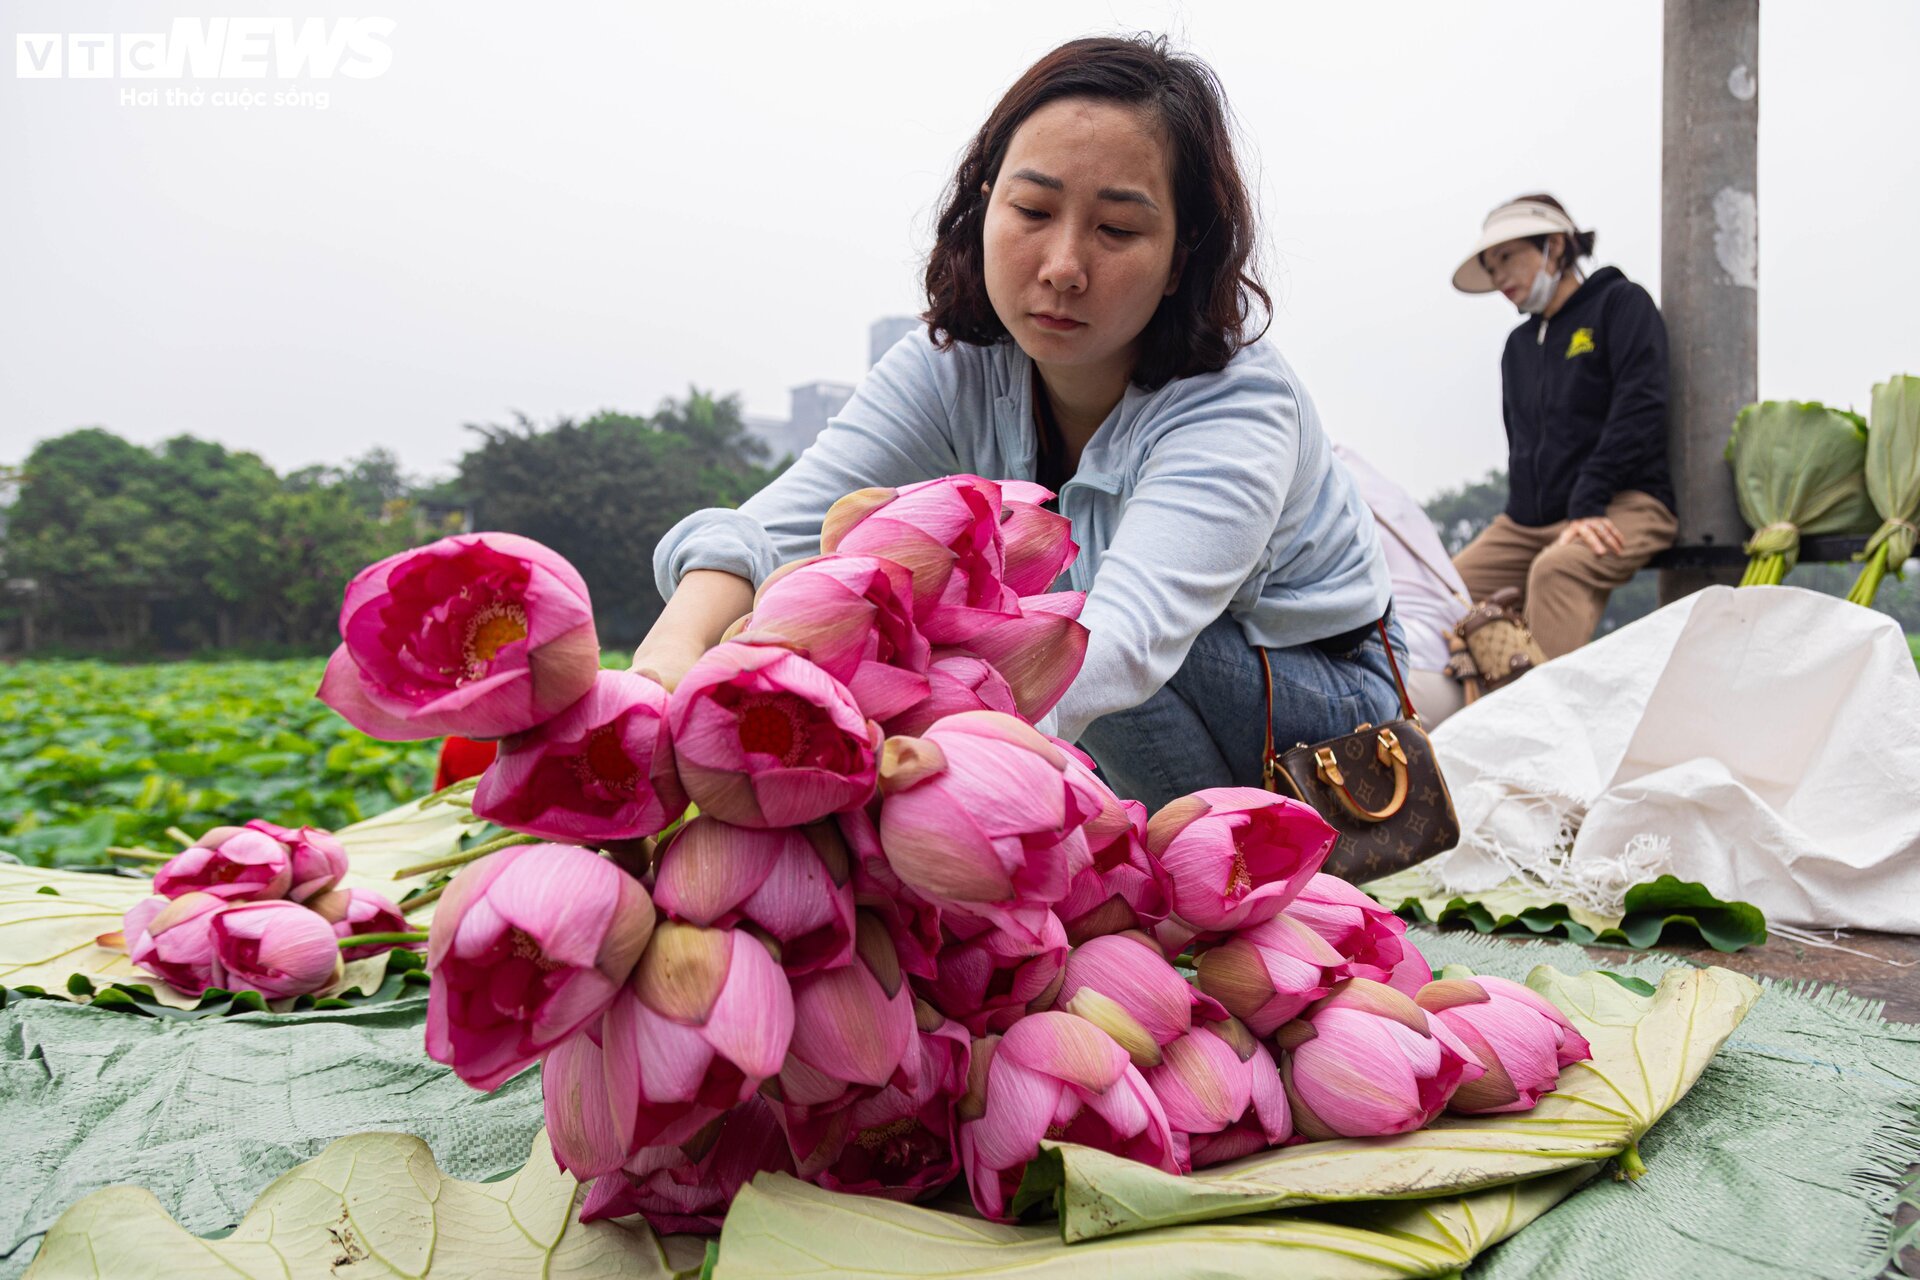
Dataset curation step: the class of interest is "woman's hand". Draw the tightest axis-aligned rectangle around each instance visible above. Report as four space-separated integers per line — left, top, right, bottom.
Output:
1554 516 1626 557
629 637 705 693
630 569 756 691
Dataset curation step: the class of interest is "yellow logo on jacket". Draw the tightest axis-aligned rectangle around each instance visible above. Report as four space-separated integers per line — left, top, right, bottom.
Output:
1566 327 1595 358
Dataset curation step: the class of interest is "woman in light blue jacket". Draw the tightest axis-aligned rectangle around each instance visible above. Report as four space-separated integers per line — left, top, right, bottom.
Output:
638 34 1400 812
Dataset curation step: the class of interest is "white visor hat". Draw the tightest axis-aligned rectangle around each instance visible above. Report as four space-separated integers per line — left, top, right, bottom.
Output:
1452 199 1586 294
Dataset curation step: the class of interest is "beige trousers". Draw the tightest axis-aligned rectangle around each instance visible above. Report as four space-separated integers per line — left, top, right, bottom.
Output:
1450 490 1678 660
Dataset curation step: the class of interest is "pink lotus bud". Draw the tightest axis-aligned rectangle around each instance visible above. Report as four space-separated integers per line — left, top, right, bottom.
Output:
1386 938 1435 996
652 817 855 976
957 1010 1179 1221
1193 912 1350 1036
426 843 657 1091
741 554 932 721
240 820 349 902
1148 1016 1291 1169
790 1002 971 1201
932 592 1088 723
1416 975 1593 1113
840 808 943 981
124 892 225 995
579 1097 793 1234
1277 978 1486 1140
1284 874 1415 983
821 476 1020 643
1055 761 1171 944
876 711 1103 938
1055 932 1225 1069
668 642 880 828
921 912 1069 1036
995 484 1078 595
318 532 601 741
208 900 344 999
879 652 1021 738
472 670 688 843
543 922 794 1177
1146 788 1335 935
153 826 292 902
766 915 918 1124
306 886 414 960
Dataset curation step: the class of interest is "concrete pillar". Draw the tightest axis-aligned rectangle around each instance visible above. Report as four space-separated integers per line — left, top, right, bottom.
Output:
1657 0 1758 605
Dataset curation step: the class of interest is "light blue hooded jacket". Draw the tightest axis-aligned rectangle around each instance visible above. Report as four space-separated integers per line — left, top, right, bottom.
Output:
654 328 1392 742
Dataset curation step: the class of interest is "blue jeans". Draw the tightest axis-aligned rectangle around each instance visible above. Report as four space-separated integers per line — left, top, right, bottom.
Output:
1076 612 1408 814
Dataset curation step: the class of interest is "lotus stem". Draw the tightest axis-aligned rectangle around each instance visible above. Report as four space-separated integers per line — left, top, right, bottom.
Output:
1848 545 1888 606
107 846 171 863
165 826 197 848
401 884 446 914
339 931 430 950
393 831 537 879
1614 1143 1648 1181
419 777 480 808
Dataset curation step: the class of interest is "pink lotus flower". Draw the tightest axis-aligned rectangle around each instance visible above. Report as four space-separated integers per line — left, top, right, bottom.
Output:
1284 874 1416 983
1148 1016 1291 1169
880 652 1021 738
794 1003 971 1201
543 922 794 1177
426 843 656 1091
1416 976 1593 1114
738 554 931 721
840 808 943 981
1386 938 1435 997
579 1097 794 1234
124 892 226 995
1193 911 1351 1036
241 820 349 902
995 482 1078 595
1146 788 1336 937
876 711 1103 940
935 592 1088 724
208 900 344 998
1054 762 1170 945
821 476 1020 643
472 670 688 843
668 642 880 828
652 817 855 976
153 826 292 902
318 532 601 741
958 1010 1179 1221
1054 931 1225 1068
1277 978 1486 1140
766 914 918 1124
922 911 1069 1036
306 886 415 961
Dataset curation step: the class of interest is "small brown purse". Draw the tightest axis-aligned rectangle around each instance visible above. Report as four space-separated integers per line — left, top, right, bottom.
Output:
1259 619 1461 883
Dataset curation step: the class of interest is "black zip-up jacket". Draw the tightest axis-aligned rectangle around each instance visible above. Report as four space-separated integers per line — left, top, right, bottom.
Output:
1500 266 1677 525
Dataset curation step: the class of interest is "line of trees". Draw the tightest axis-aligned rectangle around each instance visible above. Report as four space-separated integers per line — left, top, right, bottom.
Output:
0 390 782 656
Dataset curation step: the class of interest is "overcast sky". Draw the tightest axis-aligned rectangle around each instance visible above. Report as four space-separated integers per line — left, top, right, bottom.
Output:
3 1 1915 503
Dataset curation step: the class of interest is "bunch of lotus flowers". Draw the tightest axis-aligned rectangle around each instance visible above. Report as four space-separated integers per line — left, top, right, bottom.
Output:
113 820 418 999
316 476 1593 1231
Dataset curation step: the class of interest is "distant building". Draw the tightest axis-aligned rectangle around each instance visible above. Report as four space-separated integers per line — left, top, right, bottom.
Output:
744 382 854 462
869 315 920 368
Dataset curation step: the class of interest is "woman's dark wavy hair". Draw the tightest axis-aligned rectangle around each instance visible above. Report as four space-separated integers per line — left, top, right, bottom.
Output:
920 34 1270 391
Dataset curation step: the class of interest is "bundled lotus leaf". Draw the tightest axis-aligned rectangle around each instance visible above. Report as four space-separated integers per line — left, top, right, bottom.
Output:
1724 400 1876 585
1848 375 1920 605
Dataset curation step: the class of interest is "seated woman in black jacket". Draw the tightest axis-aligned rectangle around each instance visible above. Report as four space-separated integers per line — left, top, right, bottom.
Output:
1449 194 1678 658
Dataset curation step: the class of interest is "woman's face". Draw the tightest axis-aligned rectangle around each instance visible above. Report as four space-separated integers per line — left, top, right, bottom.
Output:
1482 236 1561 307
980 97 1183 378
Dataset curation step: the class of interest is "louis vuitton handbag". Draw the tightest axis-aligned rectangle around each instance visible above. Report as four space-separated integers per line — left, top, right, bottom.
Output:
1258 619 1460 882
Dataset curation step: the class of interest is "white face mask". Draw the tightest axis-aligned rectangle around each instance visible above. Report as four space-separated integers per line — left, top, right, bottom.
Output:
1518 243 1562 315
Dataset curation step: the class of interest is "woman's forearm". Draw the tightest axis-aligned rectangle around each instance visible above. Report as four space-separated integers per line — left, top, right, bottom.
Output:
631 569 755 689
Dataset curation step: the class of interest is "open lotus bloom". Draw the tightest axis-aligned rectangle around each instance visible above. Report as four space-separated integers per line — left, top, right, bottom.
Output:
1054 931 1225 1070
578 1097 794 1234
152 825 292 902
1277 978 1486 1140
1283 873 1416 983
1148 1016 1291 1170
208 900 344 999
318 532 601 742
957 1010 1179 1222
241 820 348 903
740 554 932 721
821 476 1021 644
922 910 1069 1036
1146 788 1337 938
123 892 226 996
544 922 794 1177
1416 975 1593 1114
767 914 919 1124
876 711 1103 939
472 669 687 843
880 652 1022 738
426 843 656 1091
792 1002 971 1201
932 591 1089 724
305 885 413 961
1054 761 1170 944
668 642 881 828
994 480 1078 595
652 818 856 976
1193 911 1351 1036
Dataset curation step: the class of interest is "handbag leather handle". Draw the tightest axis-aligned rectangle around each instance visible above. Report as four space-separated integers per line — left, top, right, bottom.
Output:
1313 729 1410 822
1259 616 1418 794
